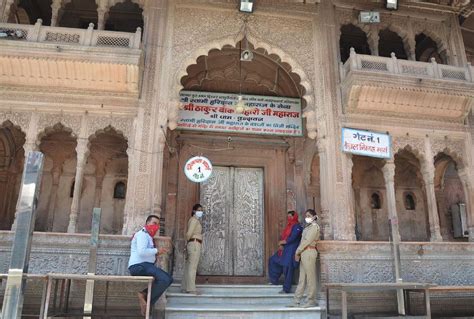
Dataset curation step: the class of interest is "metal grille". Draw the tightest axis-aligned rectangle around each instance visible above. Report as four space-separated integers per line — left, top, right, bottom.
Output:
45 32 80 43
401 65 429 76
96 36 130 47
0 27 28 39
360 60 388 71
441 69 466 81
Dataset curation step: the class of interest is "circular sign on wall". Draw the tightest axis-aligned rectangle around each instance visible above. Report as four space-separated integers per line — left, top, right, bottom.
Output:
184 156 213 183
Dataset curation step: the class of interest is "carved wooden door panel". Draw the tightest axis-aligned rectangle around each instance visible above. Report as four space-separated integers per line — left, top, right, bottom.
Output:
198 166 264 276
198 166 233 275
233 167 264 276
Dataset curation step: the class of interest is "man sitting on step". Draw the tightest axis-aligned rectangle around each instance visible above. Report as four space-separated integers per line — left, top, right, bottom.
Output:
128 215 173 315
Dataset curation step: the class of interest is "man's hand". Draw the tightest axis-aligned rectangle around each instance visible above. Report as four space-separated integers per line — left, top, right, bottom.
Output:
278 240 287 246
157 247 169 255
294 254 300 262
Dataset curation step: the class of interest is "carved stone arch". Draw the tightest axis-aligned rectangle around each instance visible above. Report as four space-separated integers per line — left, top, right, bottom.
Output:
413 28 448 61
37 113 81 141
377 22 411 58
335 9 371 36
433 146 466 170
108 0 144 10
170 34 317 138
36 122 76 147
87 116 133 142
0 112 31 135
88 124 128 143
392 137 426 164
0 119 27 139
433 152 461 189
0 120 26 168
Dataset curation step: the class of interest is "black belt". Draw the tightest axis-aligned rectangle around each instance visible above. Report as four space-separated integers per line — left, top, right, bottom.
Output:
188 238 202 244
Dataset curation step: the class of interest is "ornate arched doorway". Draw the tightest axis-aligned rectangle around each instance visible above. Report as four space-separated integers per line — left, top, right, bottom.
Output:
162 39 317 283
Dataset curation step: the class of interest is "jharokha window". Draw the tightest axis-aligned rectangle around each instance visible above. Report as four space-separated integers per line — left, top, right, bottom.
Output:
370 192 382 209
113 181 126 199
404 192 416 210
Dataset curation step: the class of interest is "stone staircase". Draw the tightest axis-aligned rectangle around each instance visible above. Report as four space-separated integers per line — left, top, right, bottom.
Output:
165 284 325 319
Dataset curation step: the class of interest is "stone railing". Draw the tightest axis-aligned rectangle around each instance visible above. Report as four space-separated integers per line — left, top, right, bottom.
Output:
340 48 474 83
0 19 141 49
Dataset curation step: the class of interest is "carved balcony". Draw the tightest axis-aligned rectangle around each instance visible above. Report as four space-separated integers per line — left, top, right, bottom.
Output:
340 49 474 123
0 20 142 100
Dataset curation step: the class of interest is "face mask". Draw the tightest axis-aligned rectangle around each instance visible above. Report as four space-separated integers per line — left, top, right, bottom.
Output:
195 211 203 218
145 224 159 237
305 217 314 224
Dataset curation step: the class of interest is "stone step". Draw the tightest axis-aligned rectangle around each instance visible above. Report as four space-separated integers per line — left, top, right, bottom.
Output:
167 291 294 306
165 284 325 318
165 304 324 319
167 283 290 295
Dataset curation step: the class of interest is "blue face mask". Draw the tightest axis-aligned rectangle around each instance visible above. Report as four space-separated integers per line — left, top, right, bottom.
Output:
195 211 203 218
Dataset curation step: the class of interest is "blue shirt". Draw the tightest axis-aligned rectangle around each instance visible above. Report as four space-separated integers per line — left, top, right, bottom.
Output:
128 228 158 268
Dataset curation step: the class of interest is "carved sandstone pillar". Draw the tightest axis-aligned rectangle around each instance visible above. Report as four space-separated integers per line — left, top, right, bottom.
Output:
458 168 474 242
2 0 14 22
382 161 401 242
67 139 88 233
345 154 357 240
46 165 61 230
97 3 110 30
407 38 417 61
50 0 62 26
421 165 443 241
152 134 166 217
367 27 379 56
317 138 331 238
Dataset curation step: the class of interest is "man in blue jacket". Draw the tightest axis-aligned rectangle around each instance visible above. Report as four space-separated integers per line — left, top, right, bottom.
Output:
128 215 173 315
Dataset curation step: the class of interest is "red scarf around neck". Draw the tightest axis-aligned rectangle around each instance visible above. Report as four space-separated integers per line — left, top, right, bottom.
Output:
280 213 299 241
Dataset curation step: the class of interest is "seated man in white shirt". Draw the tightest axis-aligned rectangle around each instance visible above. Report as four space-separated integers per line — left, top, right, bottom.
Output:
128 215 173 315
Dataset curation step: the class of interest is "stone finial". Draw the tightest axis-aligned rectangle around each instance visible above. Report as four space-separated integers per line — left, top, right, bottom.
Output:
35 18 43 26
87 23 94 30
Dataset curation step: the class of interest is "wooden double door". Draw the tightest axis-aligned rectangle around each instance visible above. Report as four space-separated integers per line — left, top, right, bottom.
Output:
198 166 264 277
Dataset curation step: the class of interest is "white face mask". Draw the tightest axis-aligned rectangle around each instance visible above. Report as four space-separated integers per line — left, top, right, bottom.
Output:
195 211 203 218
305 217 314 224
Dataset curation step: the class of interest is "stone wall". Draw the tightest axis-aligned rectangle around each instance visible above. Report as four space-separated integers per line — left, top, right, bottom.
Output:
0 231 172 274
319 241 474 315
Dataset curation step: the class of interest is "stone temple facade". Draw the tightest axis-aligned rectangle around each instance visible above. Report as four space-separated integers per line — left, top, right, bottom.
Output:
0 0 474 316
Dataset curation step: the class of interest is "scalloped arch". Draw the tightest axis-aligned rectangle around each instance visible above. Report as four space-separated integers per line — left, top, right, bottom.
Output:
433 148 465 170
36 122 76 146
414 28 447 52
393 144 426 164
0 119 26 136
88 125 128 143
379 23 411 56
170 34 316 137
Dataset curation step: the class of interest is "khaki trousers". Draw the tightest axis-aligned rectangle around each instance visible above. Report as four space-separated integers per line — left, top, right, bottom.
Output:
181 241 201 292
294 249 318 304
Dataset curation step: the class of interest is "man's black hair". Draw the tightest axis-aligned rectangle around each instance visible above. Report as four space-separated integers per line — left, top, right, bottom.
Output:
146 215 160 223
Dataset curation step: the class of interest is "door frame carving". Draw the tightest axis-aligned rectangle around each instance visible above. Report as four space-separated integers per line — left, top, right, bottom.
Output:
173 132 288 284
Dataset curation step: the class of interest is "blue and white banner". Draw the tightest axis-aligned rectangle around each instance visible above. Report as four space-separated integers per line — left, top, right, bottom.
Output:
178 91 303 137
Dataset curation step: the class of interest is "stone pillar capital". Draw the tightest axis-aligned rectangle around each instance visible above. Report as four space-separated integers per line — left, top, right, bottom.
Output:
382 161 395 182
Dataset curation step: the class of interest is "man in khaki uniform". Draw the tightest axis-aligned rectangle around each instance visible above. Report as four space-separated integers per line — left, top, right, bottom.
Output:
289 209 320 308
181 204 203 294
